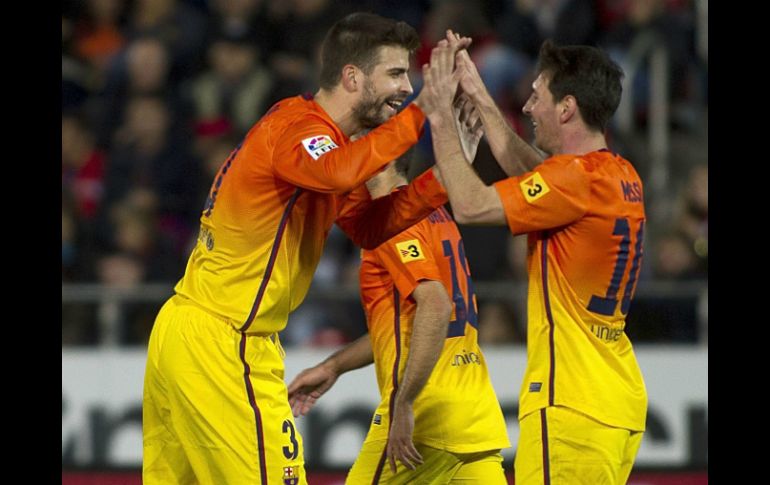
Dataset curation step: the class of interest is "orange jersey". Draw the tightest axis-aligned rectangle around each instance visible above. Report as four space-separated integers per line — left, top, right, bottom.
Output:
174 95 447 334
359 204 509 453
494 149 647 431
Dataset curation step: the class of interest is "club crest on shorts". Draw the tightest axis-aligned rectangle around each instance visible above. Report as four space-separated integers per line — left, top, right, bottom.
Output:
301 135 338 160
283 465 300 485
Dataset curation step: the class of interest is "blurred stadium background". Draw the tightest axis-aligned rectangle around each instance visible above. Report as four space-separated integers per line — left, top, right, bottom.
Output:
62 0 707 483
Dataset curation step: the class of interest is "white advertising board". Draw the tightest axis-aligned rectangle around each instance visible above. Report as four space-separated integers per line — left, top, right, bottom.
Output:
62 346 707 468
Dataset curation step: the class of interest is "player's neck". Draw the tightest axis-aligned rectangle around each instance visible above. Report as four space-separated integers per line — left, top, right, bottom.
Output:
559 126 608 155
314 88 364 138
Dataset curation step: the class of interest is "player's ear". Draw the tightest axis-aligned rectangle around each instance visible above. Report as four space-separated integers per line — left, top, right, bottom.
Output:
341 64 360 93
559 95 577 124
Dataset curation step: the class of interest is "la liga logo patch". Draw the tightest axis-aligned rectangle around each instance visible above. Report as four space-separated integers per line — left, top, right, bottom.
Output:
301 135 339 160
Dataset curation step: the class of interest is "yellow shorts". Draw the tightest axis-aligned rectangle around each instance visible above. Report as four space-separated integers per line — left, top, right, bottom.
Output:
346 440 506 484
142 296 307 485
514 406 643 485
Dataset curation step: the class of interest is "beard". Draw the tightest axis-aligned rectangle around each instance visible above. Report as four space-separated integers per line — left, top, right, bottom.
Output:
352 80 402 129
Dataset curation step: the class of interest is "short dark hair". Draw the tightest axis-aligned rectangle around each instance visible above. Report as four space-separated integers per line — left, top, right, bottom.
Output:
319 12 420 90
537 40 624 132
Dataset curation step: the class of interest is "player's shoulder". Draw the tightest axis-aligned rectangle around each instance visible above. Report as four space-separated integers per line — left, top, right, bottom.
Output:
263 95 312 122
536 154 594 186
545 153 594 169
279 101 342 146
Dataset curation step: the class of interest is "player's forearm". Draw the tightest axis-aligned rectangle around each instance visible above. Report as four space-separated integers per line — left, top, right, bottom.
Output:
337 169 447 249
472 91 543 176
429 109 502 224
321 334 374 376
394 294 451 405
276 105 425 193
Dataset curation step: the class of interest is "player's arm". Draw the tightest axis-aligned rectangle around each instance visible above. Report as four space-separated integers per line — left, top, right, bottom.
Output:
271 106 425 194
335 168 447 249
287 334 373 417
492 156 590 234
421 39 506 225
453 45 543 176
387 279 452 472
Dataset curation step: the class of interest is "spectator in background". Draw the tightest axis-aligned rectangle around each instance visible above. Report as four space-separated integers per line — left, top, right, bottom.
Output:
62 112 106 221
96 193 184 344
676 164 707 271
208 0 263 38
62 193 84 282
125 0 207 81
653 232 704 281
187 27 274 138
369 0 430 31
72 0 127 88
196 132 239 189
268 0 348 99
600 0 697 129
96 35 183 147
496 0 598 59
420 0 531 105
62 12 91 110
101 95 202 252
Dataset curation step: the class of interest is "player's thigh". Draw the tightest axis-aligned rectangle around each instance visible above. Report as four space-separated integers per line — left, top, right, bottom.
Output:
247 348 308 485
346 440 388 484
548 406 635 485
157 303 307 484
617 431 644 485
142 300 197 484
346 441 460 485
450 450 507 484
516 406 638 485
242 333 308 485
514 409 547 485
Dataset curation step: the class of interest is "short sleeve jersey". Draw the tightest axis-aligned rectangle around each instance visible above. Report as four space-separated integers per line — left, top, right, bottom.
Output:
359 205 510 453
494 150 647 431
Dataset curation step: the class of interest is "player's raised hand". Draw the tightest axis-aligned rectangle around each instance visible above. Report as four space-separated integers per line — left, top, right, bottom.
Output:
387 403 423 473
454 93 484 163
414 31 471 116
454 48 486 101
287 364 339 417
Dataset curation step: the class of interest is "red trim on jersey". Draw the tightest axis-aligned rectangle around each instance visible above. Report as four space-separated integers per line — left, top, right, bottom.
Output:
239 333 268 484
541 235 557 406
541 408 551 485
240 188 303 332
372 289 402 484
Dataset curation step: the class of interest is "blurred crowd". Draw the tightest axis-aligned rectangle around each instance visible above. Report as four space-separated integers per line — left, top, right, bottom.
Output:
62 0 707 347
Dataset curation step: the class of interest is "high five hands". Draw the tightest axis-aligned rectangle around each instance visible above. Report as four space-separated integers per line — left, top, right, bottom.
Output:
414 30 472 117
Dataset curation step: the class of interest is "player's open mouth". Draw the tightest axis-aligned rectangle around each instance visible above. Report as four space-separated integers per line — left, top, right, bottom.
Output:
385 99 403 113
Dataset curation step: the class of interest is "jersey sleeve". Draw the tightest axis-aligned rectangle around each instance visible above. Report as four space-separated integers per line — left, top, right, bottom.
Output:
335 168 448 249
493 155 591 235
370 221 442 300
271 104 426 194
